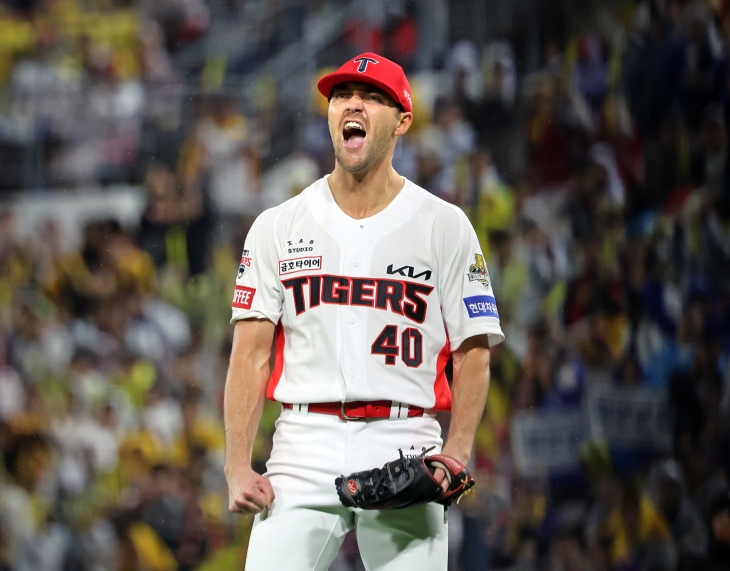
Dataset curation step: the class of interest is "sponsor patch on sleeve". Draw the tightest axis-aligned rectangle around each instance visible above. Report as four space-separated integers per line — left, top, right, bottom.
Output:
232 286 256 309
279 256 322 275
238 250 253 278
463 295 499 319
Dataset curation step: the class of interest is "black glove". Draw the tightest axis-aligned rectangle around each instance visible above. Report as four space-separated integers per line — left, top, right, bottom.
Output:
335 448 475 510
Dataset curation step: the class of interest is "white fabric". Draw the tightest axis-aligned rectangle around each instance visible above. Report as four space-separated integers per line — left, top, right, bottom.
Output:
231 176 504 410
244 408 448 571
387 401 412 421
291 403 309 415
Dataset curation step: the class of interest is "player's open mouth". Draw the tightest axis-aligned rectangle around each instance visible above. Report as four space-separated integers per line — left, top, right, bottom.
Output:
343 121 366 148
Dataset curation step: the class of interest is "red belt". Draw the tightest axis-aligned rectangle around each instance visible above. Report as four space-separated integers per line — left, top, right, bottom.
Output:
282 400 424 421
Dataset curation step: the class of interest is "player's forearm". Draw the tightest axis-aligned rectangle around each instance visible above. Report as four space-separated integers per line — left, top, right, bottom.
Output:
442 336 491 464
223 322 274 473
223 364 267 471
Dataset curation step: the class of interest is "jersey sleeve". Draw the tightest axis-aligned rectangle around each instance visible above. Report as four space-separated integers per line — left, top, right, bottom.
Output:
230 210 284 324
440 209 505 351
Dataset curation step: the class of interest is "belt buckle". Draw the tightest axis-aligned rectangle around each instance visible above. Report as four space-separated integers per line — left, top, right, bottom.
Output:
340 402 362 421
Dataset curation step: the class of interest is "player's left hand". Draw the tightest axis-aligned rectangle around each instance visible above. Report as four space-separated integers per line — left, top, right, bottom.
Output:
335 450 475 510
437 447 468 492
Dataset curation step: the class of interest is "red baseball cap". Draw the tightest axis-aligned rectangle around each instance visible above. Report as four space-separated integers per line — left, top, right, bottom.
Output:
317 52 413 113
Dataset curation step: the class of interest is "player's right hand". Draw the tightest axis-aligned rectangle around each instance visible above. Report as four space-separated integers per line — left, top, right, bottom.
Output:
227 468 275 515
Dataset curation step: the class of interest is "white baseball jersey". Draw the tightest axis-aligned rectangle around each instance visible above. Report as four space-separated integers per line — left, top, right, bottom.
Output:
231 176 504 410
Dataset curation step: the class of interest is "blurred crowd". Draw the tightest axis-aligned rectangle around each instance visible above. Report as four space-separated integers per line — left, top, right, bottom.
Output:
422 2 730 570
0 0 208 187
1 0 730 570
0 0 344 189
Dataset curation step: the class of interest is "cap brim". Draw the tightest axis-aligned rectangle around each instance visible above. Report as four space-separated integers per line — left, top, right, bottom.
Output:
317 72 405 110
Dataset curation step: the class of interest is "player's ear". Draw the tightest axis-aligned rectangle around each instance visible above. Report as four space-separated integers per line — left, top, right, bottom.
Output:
394 111 412 137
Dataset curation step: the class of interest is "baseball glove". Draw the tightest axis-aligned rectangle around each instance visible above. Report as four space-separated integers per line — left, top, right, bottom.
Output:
334 448 475 510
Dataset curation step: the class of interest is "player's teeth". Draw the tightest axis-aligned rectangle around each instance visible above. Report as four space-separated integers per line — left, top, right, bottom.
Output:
345 122 363 130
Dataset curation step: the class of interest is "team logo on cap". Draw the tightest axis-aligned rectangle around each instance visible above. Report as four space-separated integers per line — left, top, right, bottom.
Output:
353 56 378 73
403 89 411 104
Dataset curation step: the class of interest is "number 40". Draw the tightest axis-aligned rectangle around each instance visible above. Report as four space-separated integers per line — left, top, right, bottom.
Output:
371 325 423 368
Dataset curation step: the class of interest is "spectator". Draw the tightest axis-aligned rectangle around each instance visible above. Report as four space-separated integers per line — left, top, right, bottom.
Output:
690 104 727 199
594 478 676 571
706 490 730 570
572 35 608 118
646 459 708 569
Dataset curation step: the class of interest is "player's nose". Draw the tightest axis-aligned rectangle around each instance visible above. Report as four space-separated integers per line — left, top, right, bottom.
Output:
345 93 364 112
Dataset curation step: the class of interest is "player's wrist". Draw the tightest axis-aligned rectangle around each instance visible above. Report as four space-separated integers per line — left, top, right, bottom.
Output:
224 460 254 478
439 445 470 466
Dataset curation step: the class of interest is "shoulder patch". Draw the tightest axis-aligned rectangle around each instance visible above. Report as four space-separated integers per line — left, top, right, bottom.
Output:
467 253 490 288
238 250 253 278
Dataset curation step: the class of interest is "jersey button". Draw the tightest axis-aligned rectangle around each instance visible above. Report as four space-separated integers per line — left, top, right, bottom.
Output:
353 260 360 267
349 369 356 377
348 317 356 324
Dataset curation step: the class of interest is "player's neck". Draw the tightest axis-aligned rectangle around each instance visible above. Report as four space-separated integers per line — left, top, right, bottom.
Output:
328 161 404 220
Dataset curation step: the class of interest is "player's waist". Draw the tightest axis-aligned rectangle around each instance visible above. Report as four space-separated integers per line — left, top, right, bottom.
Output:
281 400 436 421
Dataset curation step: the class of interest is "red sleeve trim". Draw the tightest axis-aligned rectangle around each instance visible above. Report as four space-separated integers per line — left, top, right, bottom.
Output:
432 339 452 411
266 322 285 400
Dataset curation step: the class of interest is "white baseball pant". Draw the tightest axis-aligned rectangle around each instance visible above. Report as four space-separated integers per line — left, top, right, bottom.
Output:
244 405 448 570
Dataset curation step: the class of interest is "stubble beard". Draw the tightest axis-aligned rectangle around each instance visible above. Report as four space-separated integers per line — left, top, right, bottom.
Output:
332 126 392 176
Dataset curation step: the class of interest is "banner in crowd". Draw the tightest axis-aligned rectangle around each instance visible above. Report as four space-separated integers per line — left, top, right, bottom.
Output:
586 384 672 453
511 384 672 475
511 411 587 476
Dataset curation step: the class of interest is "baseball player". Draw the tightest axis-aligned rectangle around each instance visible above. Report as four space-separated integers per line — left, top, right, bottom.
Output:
224 52 505 570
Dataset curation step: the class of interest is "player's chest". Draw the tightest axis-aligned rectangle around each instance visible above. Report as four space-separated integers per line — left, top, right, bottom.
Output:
277 224 438 320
